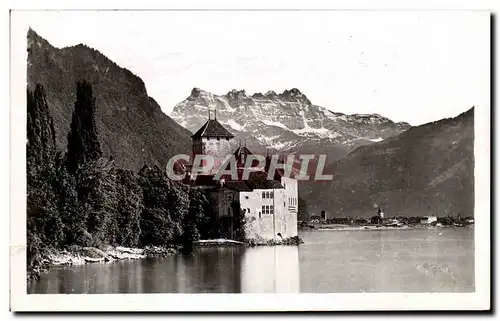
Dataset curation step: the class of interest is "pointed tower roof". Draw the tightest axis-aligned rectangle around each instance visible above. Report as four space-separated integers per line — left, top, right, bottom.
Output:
233 145 253 158
191 119 234 139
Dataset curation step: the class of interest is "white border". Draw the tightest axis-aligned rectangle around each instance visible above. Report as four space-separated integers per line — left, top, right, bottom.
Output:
9 3 491 312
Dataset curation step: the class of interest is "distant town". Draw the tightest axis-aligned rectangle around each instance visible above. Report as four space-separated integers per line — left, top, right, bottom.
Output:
299 209 474 230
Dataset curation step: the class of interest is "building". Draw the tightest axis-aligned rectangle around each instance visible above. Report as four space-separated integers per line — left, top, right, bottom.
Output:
370 207 385 225
420 215 438 224
184 113 298 242
190 111 234 174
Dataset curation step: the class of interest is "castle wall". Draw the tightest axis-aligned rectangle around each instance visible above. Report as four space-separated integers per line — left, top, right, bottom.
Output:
281 177 298 238
240 188 296 242
199 137 235 174
209 188 239 218
190 121 298 241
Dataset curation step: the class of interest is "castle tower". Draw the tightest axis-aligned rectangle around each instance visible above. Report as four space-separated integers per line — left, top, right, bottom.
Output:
191 110 234 174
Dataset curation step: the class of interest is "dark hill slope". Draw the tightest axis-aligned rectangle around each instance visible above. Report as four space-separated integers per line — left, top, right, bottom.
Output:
27 28 191 170
303 107 474 218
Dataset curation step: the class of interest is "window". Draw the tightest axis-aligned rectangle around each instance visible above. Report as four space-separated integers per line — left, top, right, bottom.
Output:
247 208 250 213
226 137 230 141
263 191 274 199
262 205 273 215
217 137 220 141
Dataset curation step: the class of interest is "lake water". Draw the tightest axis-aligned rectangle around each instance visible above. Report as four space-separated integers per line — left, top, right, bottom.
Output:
28 227 474 293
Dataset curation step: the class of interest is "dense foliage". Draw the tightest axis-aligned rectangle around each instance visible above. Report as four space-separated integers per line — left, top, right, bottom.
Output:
231 200 246 241
67 80 102 174
297 197 309 221
26 81 211 280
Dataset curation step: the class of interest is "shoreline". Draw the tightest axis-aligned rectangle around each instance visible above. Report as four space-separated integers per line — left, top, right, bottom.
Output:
299 224 474 232
48 245 178 267
27 245 179 282
28 236 305 281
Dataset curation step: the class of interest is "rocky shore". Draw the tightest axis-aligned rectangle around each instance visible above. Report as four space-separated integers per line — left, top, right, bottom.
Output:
27 245 179 281
193 236 305 247
246 236 304 246
49 245 179 266
28 237 305 281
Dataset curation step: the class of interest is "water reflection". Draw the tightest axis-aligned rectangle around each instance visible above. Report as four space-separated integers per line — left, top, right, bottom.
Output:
28 245 299 294
241 246 299 293
28 228 474 294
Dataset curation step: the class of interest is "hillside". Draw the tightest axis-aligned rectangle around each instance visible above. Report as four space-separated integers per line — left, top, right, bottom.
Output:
302 107 475 218
27 28 192 171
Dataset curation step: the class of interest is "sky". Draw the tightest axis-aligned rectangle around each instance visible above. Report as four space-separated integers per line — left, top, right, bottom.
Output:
17 10 489 125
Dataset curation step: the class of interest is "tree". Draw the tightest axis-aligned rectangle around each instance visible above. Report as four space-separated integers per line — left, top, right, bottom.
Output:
67 80 102 174
51 152 81 245
27 85 56 184
231 200 246 241
298 197 309 221
115 169 143 247
26 85 63 279
138 165 189 247
76 158 119 247
181 187 207 251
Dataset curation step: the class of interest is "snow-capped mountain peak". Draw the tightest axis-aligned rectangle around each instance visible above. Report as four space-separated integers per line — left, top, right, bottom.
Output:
171 88 411 158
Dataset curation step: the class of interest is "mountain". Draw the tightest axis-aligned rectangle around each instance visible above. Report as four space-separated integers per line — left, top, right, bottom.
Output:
170 88 411 161
302 107 474 218
27 28 192 171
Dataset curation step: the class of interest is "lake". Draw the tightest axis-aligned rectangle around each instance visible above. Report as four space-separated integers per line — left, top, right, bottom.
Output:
28 227 474 293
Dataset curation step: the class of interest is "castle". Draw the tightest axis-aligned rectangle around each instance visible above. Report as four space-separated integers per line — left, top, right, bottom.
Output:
183 111 298 242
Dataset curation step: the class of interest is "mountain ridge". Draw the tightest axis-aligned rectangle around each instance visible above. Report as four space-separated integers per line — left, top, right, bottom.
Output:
171 87 411 161
27 28 192 171
301 106 474 217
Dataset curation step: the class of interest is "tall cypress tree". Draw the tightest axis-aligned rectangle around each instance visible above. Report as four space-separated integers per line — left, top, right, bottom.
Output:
27 84 56 181
26 84 63 279
67 80 102 174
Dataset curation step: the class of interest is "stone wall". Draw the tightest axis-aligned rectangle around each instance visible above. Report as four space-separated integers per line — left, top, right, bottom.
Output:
240 188 297 242
205 179 299 242
209 188 239 218
202 137 236 173
281 177 298 238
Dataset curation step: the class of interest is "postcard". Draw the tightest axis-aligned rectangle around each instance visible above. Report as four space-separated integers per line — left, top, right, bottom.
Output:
10 7 491 312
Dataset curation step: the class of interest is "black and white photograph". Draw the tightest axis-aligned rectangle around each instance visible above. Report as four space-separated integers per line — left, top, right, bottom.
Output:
9 6 490 312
